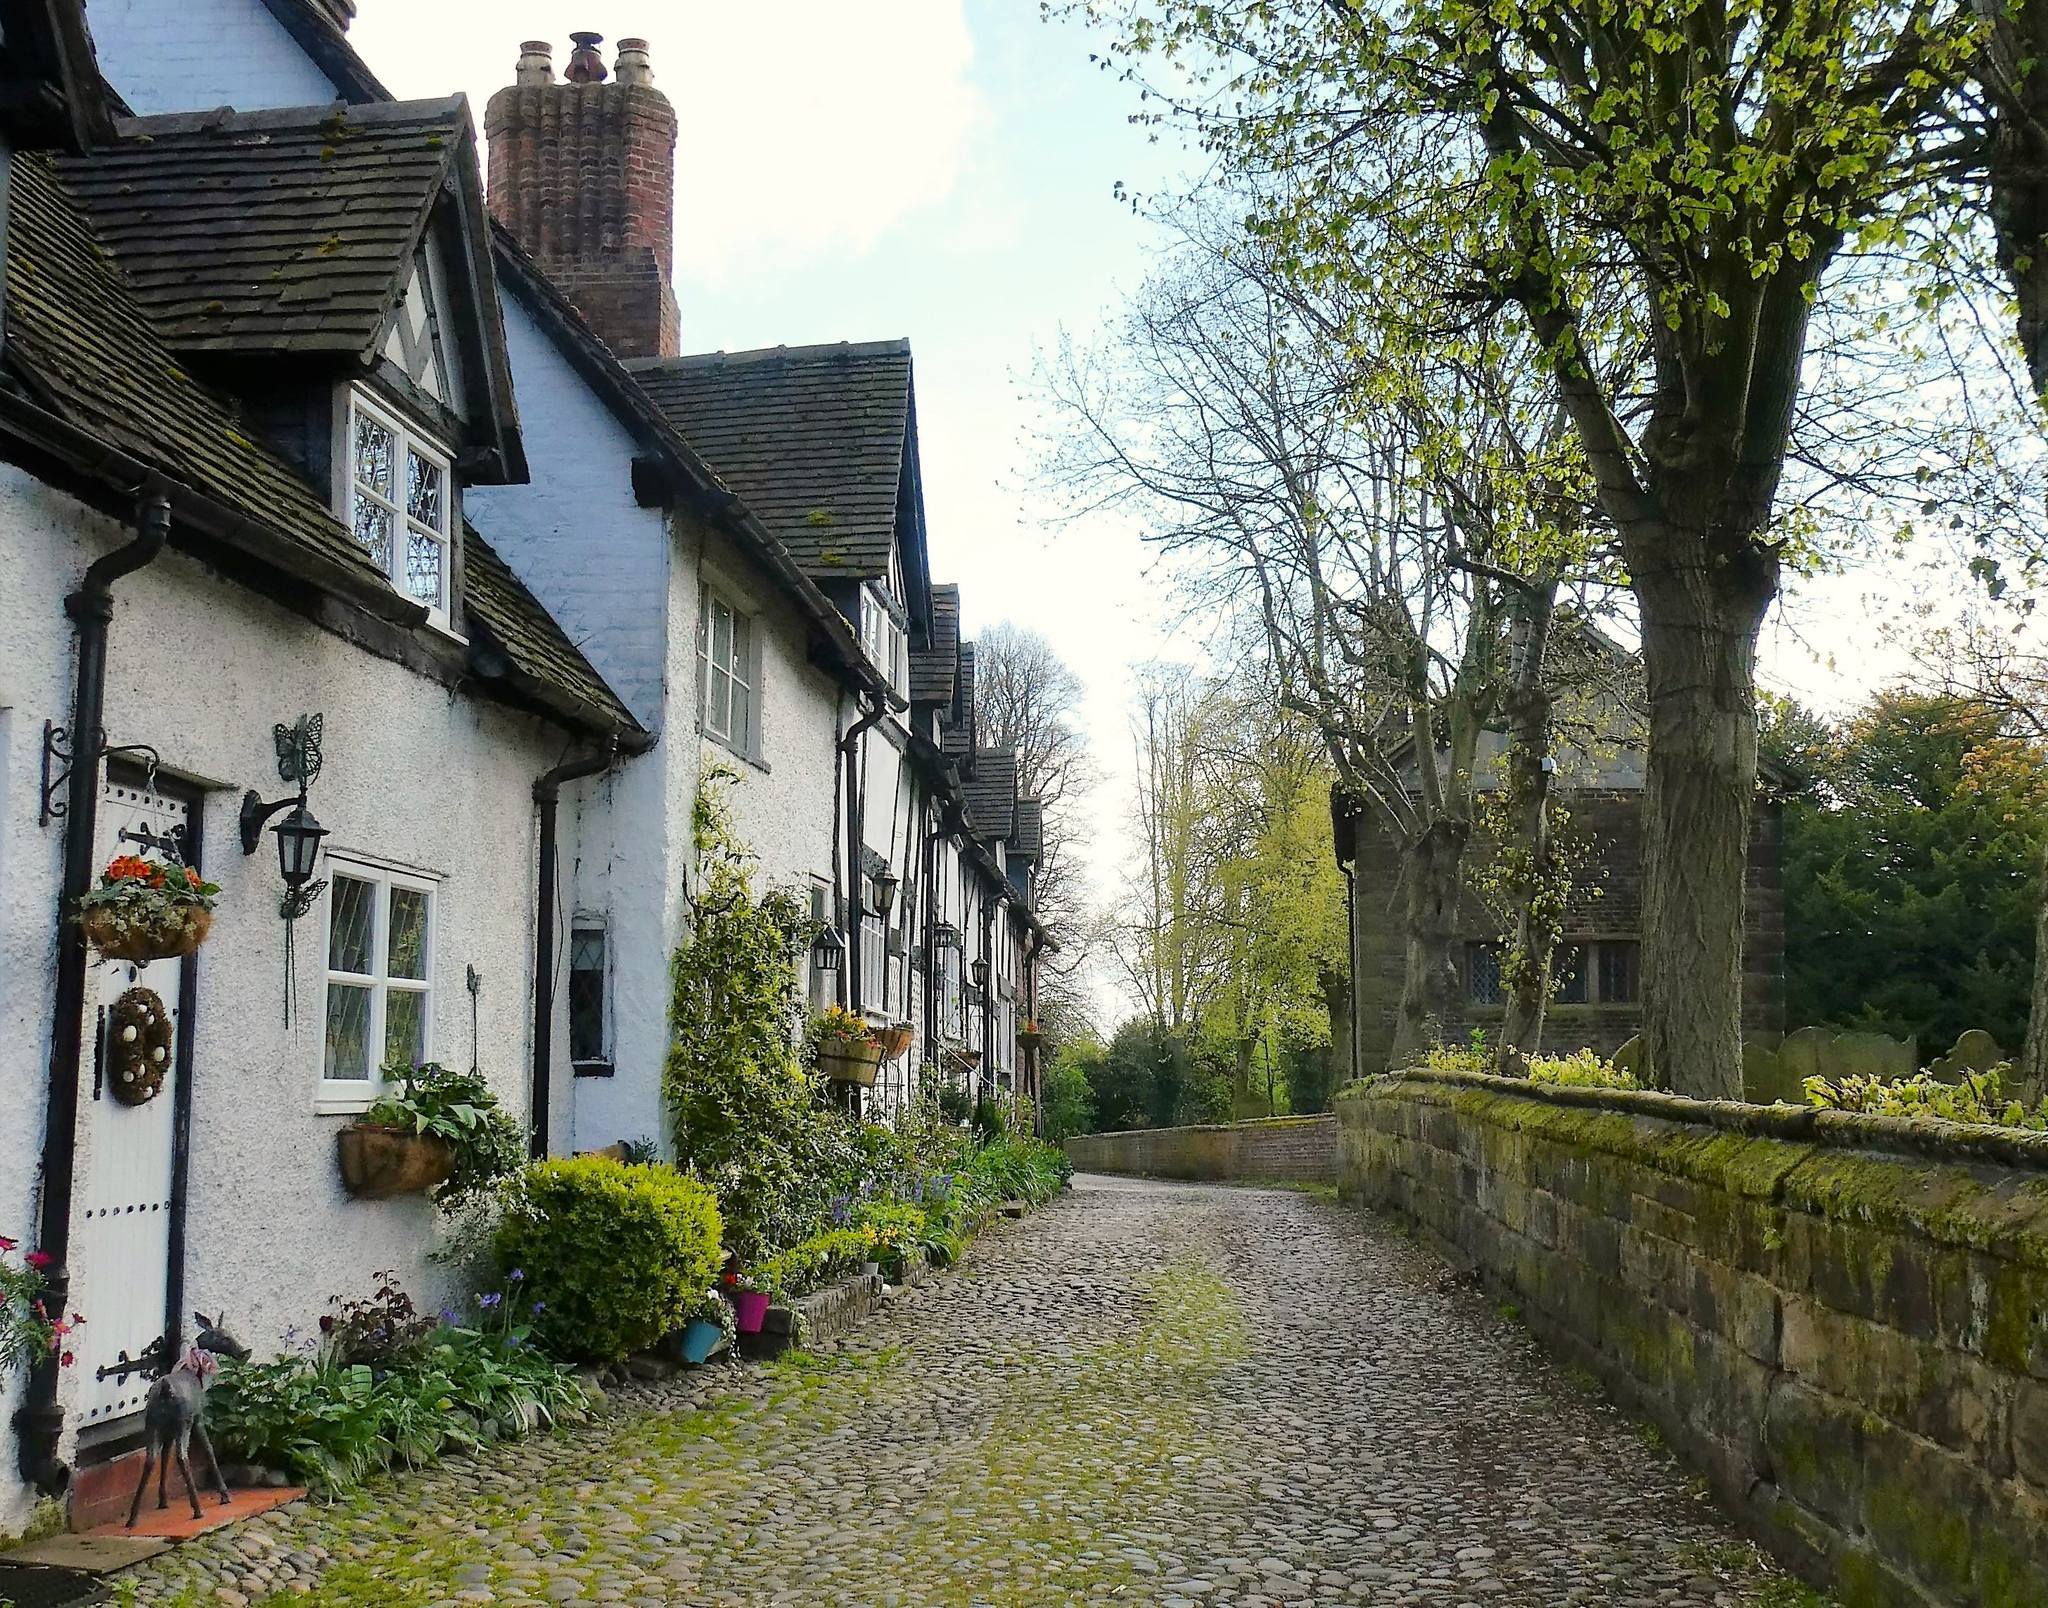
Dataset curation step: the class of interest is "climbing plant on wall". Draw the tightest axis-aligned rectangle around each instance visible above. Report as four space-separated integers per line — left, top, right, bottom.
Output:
663 766 818 1265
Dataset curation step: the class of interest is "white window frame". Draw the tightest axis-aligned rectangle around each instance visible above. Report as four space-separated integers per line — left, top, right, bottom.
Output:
699 587 758 760
317 857 438 1113
346 387 454 629
858 874 888 1015
568 921 611 1070
860 586 907 697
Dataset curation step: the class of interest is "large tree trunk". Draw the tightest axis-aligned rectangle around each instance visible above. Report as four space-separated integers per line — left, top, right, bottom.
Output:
1320 964 1356 1091
1388 817 1471 1065
1494 587 1560 1069
1633 539 1777 1099
2018 847 2048 1104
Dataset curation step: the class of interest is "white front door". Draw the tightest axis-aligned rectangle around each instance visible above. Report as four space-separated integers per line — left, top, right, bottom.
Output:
70 770 192 1430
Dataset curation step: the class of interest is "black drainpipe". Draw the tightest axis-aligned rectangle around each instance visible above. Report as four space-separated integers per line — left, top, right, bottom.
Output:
529 735 635 1160
838 697 886 1018
17 483 173 1495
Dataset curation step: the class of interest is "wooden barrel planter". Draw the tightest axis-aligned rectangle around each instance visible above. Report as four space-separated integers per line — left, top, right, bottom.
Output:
818 1036 885 1088
79 905 213 965
337 1125 454 1199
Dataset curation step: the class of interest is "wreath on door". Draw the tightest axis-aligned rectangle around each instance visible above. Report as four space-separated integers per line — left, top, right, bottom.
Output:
108 986 173 1106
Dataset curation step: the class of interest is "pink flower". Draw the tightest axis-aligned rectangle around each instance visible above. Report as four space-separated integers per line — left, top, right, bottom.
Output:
0 1236 17 1252
24 1250 52 1271
60 1351 74 1368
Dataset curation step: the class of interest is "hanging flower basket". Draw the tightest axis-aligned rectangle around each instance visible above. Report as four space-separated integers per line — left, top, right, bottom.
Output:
876 1022 916 1060
74 855 219 964
336 1124 454 1200
818 1037 884 1088
1017 1022 1045 1054
813 1005 884 1086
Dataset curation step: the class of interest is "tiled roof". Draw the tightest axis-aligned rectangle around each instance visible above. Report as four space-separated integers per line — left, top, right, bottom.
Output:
4 148 389 595
963 748 1017 843
1011 798 1044 858
944 645 977 762
57 99 467 356
628 340 911 580
911 581 959 704
463 528 638 732
4 150 629 735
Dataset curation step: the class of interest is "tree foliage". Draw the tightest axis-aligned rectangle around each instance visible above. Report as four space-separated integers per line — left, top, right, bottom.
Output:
1778 691 2048 1054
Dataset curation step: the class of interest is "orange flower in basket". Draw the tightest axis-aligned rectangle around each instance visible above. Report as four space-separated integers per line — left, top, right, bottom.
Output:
106 855 154 883
184 867 202 889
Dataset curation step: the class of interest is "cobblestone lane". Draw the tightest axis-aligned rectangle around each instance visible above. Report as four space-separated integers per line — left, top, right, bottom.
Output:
122 1177 1815 1608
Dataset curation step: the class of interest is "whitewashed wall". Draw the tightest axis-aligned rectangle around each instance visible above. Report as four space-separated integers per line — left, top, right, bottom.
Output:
85 0 341 113
0 465 573 1526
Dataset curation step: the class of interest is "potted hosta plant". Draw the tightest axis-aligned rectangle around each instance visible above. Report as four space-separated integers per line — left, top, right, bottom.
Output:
814 1004 884 1088
74 853 219 964
338 1061 524 1204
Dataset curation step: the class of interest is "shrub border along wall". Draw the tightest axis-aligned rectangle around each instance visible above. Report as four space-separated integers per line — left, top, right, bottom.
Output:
1064 1114 1337 1183
1338 1068 2048 1608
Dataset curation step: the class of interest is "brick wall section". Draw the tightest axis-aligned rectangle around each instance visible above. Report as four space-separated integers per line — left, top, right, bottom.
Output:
1065 1115 1337 1184
1339 1069 2048 1605
1350 791 1785 1072
485 77 680 361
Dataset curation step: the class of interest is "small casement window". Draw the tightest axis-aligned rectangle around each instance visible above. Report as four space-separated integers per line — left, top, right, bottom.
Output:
858 874 888 1013
321 861 436 1109
568 925 609 1070
349 390 452 625
1598 941 1641 1004
1554 943 1590 1004
860 587 907 695
699 589 756 756
1467 942 1504 1006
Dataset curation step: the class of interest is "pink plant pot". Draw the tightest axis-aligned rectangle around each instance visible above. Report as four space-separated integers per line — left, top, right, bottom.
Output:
731 1290 771 1334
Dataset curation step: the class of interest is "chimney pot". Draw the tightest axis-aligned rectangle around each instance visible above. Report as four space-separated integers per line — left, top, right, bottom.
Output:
615 38 653 87
565 31 607 84
514 40 554 86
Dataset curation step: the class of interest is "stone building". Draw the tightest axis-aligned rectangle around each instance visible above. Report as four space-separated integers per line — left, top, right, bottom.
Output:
1332 728 1787 1075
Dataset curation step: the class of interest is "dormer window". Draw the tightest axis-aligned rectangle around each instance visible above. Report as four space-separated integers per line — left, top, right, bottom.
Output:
859 585 907 696
349 389 452 626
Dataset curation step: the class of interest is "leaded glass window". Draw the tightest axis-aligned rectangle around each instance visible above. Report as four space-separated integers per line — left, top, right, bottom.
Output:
348 390 452 624
569 926 608 1066
320 860 437 1109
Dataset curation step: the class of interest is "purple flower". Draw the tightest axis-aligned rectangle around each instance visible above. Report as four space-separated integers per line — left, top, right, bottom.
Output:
439 1306 459 1325
529 1301 545 1315
507 1268 525 1283
477 1292 502 1310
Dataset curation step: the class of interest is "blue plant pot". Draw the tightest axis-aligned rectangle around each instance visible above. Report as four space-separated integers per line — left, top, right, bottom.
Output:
679 1317 723 1365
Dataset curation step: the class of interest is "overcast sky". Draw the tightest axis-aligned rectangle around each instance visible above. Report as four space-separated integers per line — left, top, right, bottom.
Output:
349 0 1914 1024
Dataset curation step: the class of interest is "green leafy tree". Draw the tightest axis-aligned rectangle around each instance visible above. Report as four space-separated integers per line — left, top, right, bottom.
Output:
1040 1038 1102 1140
1783 692 2048 1054
1074 0 1976 1096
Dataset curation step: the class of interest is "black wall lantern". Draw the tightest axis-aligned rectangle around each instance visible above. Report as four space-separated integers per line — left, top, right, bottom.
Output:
242 714 327 1026
874 866 899 922
971 955 990 991
811 924 846 973
240 714 327 894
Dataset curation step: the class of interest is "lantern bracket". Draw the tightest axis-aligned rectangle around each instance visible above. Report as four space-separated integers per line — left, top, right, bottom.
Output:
240 714 324 854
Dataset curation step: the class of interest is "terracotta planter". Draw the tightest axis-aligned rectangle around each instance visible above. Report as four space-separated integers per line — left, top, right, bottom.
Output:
876 1023 915 1060
336 1124 454 1199
819 1036 884 1087
1017 1029 1044 1054
79 904 212 965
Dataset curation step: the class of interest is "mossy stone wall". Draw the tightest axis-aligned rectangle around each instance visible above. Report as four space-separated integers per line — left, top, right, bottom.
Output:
1065 1115 1337 1183
1338 1068 2048 1607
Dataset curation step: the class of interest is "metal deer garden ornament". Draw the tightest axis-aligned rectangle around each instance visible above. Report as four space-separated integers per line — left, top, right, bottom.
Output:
125 1311 249 1527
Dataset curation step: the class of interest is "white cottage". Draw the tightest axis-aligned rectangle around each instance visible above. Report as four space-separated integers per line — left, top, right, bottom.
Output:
0 26 641 1532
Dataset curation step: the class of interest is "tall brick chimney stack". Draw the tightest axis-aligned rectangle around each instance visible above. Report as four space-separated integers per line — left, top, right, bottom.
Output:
485 33 680 361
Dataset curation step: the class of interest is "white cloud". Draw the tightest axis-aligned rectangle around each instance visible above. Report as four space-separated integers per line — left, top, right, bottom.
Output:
354 1 984 285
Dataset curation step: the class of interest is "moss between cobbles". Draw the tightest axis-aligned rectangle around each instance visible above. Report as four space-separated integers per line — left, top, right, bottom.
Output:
129 1257 1249 1608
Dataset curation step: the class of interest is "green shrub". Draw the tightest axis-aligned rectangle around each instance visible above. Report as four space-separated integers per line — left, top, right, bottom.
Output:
1804 1066 2048 1129
756 1227 872 1300
492 1157 723 1362
1418 1042 1488 1073
1527 1050 1637 1091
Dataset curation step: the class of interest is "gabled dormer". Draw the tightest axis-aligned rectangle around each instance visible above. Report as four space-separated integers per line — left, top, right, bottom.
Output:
57 96 524 631
629 338 934 701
